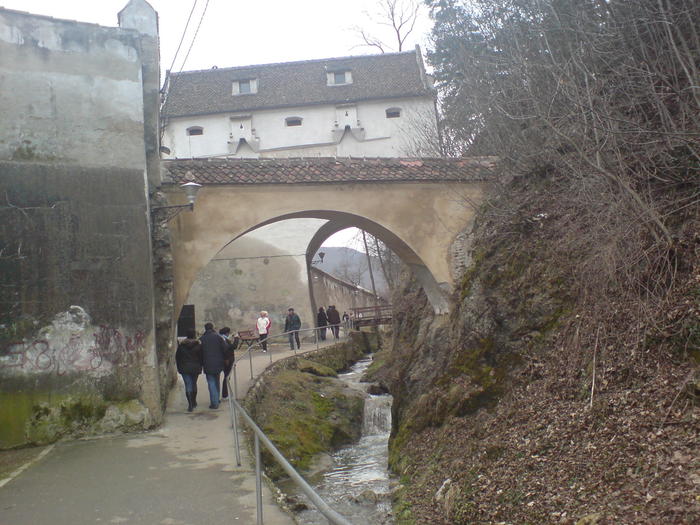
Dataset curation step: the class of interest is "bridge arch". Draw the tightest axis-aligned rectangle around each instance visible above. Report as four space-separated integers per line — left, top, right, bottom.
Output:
239 212 451 313
161 157 494 318
301 217 448 314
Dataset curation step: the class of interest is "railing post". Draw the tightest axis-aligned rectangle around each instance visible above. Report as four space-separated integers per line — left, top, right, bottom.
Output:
227 378 242 467
255 433 263 525
248 348 254 380
232 361 239 400
315 326 319 350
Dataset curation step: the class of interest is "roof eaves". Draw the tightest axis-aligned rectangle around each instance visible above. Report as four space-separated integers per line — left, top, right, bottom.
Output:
167 49 418 78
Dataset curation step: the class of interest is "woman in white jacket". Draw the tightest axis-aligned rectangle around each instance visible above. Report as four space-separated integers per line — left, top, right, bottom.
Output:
256 311 271 352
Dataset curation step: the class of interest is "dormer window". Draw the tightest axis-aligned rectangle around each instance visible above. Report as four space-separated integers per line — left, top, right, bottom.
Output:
232 78 258 95
285 117 303 127
327 70 352 86
186 126 204 136
385 107 402 119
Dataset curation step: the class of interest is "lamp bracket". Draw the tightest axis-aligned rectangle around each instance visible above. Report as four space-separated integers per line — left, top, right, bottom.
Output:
150 203 193 223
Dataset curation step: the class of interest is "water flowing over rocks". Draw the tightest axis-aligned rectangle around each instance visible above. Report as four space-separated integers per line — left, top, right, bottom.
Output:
284 357 396 525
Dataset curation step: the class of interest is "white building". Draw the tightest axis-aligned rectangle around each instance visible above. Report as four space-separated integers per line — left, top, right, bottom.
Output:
163 48 439 332
161 47 438 159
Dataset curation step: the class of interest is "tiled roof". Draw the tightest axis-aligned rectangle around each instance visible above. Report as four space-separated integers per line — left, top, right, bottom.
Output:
163 157 497 185
162 49 433 118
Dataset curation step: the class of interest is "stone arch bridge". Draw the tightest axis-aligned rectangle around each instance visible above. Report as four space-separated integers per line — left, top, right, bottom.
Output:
161 157 495 316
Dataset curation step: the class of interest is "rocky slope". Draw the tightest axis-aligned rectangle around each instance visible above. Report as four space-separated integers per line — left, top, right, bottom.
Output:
373 174 699 524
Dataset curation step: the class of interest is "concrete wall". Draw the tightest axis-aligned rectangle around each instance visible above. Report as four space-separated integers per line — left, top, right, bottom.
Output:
186 235 316 338
162 96 436 159
309 268 377 320
0 2 161 449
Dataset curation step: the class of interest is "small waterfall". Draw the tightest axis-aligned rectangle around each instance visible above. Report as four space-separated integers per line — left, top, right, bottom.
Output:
363 395 392 435
285 357 396 524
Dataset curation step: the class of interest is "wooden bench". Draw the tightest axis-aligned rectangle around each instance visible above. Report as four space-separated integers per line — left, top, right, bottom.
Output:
237 330 259 349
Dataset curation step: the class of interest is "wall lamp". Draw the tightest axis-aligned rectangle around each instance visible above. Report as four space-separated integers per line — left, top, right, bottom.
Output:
151 182 202 222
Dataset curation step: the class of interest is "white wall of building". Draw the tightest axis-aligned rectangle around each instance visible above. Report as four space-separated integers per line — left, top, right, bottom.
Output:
162 96 436 159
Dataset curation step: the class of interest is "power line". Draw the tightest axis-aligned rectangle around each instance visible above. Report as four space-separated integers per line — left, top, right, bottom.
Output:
211 254 306 262
178 0 212 73
160 0 199 124
166 0 199 75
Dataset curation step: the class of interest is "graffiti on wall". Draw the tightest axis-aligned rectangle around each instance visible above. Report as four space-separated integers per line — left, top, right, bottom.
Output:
0 306 146 377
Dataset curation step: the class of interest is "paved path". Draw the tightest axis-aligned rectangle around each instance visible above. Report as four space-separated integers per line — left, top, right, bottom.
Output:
0 338 343 525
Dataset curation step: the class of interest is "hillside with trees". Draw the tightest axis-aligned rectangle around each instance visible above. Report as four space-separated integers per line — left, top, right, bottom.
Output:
372 1 700 523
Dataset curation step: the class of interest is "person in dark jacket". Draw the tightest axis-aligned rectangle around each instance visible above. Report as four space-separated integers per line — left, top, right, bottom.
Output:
316 307 328 341
219 327 238 400
284 308 302 350
175 329 202 412
327 305 341 339
200 322 227 409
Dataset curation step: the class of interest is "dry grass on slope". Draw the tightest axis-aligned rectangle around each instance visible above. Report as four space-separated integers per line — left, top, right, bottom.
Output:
387 172 699 524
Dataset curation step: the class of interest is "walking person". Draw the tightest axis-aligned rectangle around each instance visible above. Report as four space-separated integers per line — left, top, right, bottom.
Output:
200 322 227 409
284 308 302 350
256 310 271 352
317 307 328 341
175 329 202 412
327 305 341 339
342 311 350 331
219 327 238 400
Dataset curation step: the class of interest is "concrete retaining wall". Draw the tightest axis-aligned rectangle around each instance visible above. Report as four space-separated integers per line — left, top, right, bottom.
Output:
309 267 378 320
0 2 161 448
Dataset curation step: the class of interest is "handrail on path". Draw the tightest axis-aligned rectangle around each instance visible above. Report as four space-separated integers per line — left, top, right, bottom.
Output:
224 327 354 525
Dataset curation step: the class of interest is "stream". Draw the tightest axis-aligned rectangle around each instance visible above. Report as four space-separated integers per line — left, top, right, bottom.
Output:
282 357 395 524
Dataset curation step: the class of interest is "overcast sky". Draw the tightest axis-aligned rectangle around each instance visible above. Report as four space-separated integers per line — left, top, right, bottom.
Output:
0 0 432 76
0 0 433 249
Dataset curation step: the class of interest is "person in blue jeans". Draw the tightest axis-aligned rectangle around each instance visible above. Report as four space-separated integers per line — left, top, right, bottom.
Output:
200 322 227 409
175 329 202 412
284 308 302 350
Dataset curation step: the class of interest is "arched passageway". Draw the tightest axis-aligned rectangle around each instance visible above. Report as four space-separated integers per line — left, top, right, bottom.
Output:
161 157 494 317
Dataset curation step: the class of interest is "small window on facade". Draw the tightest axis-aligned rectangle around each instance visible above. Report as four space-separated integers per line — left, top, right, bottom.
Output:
327 70 352 86
232 78 258 95
386 108 401 119
186 126 204 136
285 117 303 127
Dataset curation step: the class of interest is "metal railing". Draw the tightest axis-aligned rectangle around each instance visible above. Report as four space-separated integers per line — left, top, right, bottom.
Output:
230 325 348 388
224 328 354 525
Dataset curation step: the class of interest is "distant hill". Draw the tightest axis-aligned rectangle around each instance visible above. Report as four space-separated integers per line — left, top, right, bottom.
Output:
315 246 388 297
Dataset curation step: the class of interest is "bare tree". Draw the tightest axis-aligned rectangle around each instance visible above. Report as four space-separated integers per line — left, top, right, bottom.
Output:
352 0 422 53
429 0 698 243
396 104 449 157
427 0 700 310
335 249 367 288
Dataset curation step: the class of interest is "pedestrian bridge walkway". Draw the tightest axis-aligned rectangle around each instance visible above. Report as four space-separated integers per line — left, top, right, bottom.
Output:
0 338 344 524
162 156 495 316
